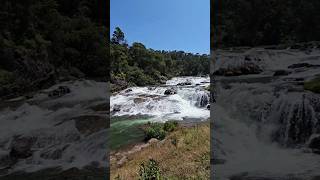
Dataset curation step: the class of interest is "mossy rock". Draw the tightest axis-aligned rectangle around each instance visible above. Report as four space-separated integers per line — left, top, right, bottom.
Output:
304 77 320 94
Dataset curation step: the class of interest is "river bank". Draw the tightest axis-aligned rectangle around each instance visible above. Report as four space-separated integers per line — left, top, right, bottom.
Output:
111 121 210 179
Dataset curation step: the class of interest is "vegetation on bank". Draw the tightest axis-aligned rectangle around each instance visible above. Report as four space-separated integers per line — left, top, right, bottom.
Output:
0 0 108 98
304 77 320 94
213 0 320 47
110 27 210 92
144 121 178 141
111 122 210 179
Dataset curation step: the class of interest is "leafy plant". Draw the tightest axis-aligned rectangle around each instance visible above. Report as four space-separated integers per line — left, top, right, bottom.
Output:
145 123 166 141
163 121 178 132
139 159 162 180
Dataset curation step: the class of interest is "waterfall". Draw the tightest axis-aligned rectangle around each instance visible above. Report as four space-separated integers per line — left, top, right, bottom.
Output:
193 91 210 107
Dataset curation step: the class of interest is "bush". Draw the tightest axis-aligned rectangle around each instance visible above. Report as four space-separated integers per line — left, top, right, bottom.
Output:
0 69 14 85
145 123 166 141
163 121 178 132
304 77 320 94
139 159 162 180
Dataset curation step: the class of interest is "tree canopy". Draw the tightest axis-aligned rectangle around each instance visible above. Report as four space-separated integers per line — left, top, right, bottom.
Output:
110 27 209 90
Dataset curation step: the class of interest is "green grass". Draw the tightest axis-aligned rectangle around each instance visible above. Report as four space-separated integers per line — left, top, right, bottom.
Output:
111 122 210 179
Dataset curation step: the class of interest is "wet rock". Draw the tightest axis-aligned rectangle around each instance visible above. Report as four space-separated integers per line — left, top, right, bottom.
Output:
214 63 262 76
164 88 177 95
195 92 210 107
112 105 121 112
273 70 291 76
177 81 192 86
308 134 320 154
10 136 35 159
148 87 156 91
124 89 132 93
207 104 210 110
288 63 318 69
73 115 107 136
133 98 146 104
48 86 71 98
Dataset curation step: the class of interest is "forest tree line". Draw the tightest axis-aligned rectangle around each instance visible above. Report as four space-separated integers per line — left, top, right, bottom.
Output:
0 0 108 98
110 27 209 91
212 0 320 48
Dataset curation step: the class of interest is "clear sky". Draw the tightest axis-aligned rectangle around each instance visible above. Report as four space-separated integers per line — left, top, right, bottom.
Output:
110 0 209 54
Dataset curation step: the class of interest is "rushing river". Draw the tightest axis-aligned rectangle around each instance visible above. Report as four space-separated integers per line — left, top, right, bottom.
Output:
110 76 210 121
213 48 320 179
110 76 210 149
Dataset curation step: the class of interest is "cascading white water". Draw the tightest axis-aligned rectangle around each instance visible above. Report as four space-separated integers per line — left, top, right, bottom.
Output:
111 76 210 121
0 80 108 174
213 48 320 179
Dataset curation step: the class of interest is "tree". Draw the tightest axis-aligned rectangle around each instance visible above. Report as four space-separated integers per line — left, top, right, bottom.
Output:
111 27 125 44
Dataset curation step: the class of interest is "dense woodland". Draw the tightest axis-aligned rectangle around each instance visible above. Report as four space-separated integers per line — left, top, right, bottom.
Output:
0 0 108 98
212 0 320 47
110 27 209 91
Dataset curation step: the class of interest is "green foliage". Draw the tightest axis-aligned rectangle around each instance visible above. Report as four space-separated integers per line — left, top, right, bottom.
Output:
163 121 178 132
213 0 320 47
145 123 166 141
304 77 320 94
0 69 14 85
110 27 209 91
0 0 108 97
139 159 162 180
111 27 125 44
144 121 179 141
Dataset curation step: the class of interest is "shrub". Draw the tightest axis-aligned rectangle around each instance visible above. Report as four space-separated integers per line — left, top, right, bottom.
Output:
139 159 162 180
145 123 166 141
163 121 178 132
0 69 14 86
304 77 320 94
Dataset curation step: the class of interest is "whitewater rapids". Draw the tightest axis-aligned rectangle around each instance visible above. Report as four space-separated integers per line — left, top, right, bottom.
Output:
212 48 320 180
111 76 210 122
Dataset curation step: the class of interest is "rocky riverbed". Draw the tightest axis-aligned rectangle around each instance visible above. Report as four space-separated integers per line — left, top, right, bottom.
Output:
0 80 109 179
212 47 320 180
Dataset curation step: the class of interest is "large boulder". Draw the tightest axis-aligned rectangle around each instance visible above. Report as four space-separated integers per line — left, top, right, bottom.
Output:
48 86 71 98
124 88 132 93
112 105 121 112
10 136 35 159
177 81 192 86
164 88 177 95
273 70 291 76
214 63 262 76
308 134 320 154
133 98 146 104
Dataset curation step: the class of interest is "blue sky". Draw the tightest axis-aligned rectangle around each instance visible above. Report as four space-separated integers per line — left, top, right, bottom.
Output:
110 0 209 54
